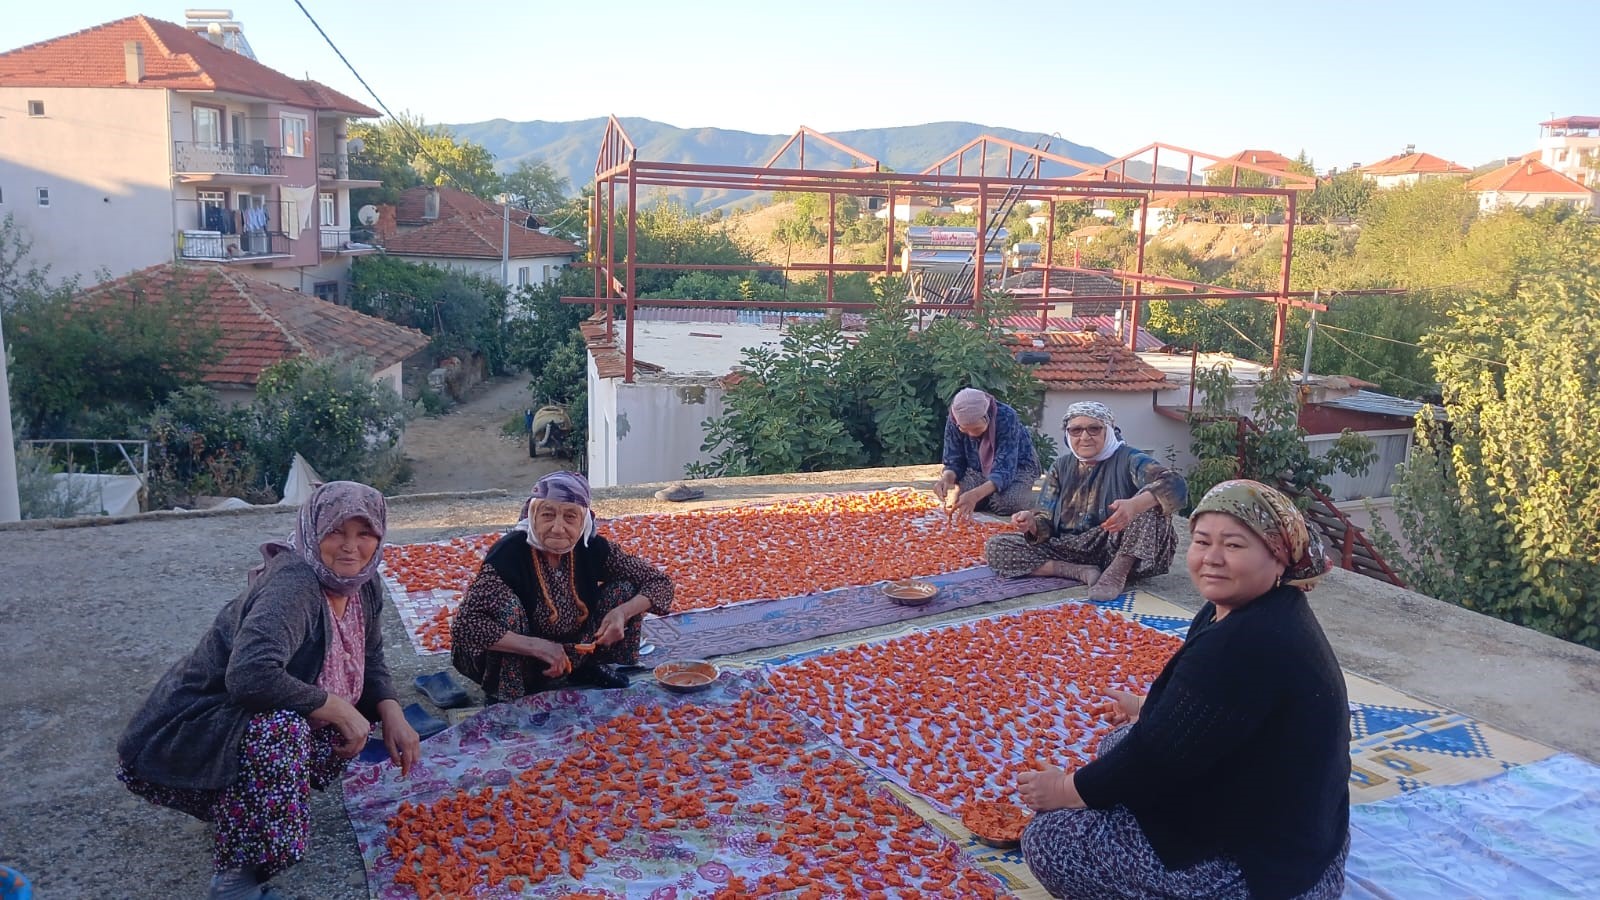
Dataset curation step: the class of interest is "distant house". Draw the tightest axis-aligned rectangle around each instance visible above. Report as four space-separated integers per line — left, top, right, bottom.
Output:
1127 197 1180 234
1357 148 1471 190
1210 150 1298 185
1003 330 1179 460
1534 115 1600 186
873 196 937 222
78 262 429 405
376 185 580 290
1466 159 1596 213
0 12 381 301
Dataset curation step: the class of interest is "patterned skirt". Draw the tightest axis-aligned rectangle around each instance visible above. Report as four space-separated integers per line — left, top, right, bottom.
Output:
957 464 1041 517
118 710 348 877
985 508 1176 579
1021 726 1348 899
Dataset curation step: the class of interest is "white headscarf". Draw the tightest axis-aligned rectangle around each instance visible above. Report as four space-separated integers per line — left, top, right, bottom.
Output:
1063 401 1124 463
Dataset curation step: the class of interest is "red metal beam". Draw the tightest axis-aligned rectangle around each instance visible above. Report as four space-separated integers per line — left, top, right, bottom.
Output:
920 133 1102 177
760 126 880 171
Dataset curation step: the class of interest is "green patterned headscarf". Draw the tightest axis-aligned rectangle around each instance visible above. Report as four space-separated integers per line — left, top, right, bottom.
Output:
1191 479 1332 590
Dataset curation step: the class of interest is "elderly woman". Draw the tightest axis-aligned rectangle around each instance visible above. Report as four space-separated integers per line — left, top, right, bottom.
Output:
117 482 420 900
985 401 1185 601
452 472 673 701
1016 479 1350 900
935 386 1041 518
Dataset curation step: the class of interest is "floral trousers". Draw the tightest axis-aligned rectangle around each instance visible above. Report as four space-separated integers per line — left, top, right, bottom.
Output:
118 710 347 877
985 508 1177 579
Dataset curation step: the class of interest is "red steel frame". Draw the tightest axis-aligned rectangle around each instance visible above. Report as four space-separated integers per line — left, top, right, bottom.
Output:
573 117 1346 382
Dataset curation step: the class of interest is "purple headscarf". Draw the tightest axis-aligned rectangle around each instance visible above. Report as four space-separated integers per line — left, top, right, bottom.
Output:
254 481 388 595
515 471 595 551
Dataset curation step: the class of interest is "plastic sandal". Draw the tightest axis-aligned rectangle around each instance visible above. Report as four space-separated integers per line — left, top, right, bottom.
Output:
402 702 449 740
413 671 472 709
653 482 705 502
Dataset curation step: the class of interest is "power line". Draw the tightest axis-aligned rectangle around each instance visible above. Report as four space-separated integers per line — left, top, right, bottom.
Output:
1316 322 1507 368
1315 328 1437 390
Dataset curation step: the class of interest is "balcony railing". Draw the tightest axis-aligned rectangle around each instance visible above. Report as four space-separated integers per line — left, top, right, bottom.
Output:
174 141 285 177
319 227 381 254
177 198 293 261
316 151 381 182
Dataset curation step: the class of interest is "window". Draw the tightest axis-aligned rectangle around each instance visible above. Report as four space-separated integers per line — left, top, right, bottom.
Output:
280 115 308 158
27 100 44 117
193 106 222 146
197 190 227 230
517 266 531 286
230 112 247 144
319 191 336 225
0 187 5 205
542 264 553 283
36 188 49 208
312 281 340 302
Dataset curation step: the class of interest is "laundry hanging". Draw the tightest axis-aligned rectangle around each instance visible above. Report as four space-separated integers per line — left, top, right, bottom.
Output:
280 185 317 240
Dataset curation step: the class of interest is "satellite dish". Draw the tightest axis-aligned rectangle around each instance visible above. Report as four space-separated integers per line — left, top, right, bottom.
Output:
357 205 379 227
347 137 365 155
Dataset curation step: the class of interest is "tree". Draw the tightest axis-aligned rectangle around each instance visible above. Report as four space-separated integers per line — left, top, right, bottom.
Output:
499 159 572 214
1376 221 1600 648
348 255 510 374
348 112 500 205
252 356 410 491
5 267 222 438
1300 170 1374 224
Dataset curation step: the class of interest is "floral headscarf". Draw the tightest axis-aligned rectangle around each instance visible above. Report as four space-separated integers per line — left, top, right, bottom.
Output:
1062 401 1124 463
254 481 387 595
514 471 595 552
1190 479 1331 590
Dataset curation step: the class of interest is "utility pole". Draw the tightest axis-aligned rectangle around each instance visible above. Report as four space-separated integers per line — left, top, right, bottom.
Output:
498 194 512 289
1299 290 1319 384
0 310 21 522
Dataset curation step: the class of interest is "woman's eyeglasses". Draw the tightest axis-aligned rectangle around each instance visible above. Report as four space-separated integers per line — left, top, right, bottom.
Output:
1065 425 1105 437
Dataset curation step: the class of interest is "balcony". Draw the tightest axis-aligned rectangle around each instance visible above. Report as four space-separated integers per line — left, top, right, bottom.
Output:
173 141 284 178
176 199 293 263
318 227 379 255
316 151 383 187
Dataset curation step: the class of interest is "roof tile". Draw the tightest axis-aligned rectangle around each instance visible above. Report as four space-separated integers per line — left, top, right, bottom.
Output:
1467 159 1593 196
1004 330 1172 392
385 210 582 260
1359 151 1470 176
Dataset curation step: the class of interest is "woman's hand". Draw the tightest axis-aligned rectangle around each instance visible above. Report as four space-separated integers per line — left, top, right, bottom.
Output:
1016 766 1085 812
310 694 369 759
1010 510 1038 537
1101 493 1153 534
527 636 573 677
1105 688 1144 726
377 699 421 777
594 607 629 646
932 471 957 502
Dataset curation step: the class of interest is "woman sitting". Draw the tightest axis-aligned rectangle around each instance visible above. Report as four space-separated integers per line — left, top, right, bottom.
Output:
1016 479 1350 900
452 472 673 702
985 401 1186 601
117 482 420 900
934 386 1042 518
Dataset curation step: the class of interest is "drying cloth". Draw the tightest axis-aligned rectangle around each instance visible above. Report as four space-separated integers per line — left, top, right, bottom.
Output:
280 186 316 239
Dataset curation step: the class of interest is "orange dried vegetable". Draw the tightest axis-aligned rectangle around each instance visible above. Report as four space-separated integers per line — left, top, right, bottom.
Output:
381 685 1000 898
962 799 1032 842
768 603 1182 810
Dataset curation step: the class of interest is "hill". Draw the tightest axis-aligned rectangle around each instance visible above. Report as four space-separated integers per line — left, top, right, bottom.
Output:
447 117 1152 212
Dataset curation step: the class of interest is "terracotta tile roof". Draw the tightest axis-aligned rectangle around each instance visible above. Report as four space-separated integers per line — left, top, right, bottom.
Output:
384 211 582 260
580 319 664 380
0 15 379 116
997 315 1166 351
1359 151 1470 176
393 186 540 227
1218 149 1297 172
1005 330 1171 392
76 263 428 389
1466 159 1593 196
1541 115 1600 129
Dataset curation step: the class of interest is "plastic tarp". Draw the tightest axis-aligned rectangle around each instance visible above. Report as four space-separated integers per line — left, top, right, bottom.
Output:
48 473 142 517
279 453 325 506
1345 753 1600 898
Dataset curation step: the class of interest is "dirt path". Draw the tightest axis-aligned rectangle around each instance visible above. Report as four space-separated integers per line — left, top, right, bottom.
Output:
401 375 569 493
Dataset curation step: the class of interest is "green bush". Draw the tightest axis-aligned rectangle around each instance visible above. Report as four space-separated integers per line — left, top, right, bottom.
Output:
252 356 411 491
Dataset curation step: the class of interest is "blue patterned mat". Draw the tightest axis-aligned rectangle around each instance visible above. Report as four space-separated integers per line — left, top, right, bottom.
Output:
1346 753 1600 899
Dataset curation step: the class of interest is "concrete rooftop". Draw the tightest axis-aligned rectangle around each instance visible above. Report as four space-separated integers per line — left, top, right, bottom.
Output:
2 464 1597 897
629 320 786 378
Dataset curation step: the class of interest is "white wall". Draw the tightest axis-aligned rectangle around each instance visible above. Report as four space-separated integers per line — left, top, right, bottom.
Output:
1477 189 1595 213
0 86 176 284
374 360 403 398
587 356 620 487
393 254 572 289
611 379 729 486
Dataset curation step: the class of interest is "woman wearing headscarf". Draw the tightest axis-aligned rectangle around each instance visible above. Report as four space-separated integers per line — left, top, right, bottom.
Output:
1015 479 1349 900
985 401 1186 601
935 386 1042 518
117 481 419 900
452 471 673 702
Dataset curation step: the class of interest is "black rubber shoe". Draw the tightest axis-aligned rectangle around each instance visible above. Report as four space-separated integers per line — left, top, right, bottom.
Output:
571 662 630 689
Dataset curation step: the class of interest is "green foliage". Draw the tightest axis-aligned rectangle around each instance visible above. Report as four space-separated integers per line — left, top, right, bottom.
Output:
1376 222 1600 648
4 265 222 439
145 386 274 508
1300 170 1375 224
348 112 501 205
690 280 1044 478
1186 363 1374 509
348 255 509 373
251 356 411 491
13 443 103 519
499 159 572 214
502 269 594 466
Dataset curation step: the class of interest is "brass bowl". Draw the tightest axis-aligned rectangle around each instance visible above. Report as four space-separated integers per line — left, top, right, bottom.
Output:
882 578 939 607
653 660 719 694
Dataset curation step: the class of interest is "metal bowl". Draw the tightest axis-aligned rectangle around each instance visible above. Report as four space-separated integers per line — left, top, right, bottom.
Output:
653 660 720 694
882 578 939 607
961 800 1031 849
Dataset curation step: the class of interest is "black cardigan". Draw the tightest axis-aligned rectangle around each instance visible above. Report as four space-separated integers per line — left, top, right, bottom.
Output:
1073 586 1350 899
117 554 396 790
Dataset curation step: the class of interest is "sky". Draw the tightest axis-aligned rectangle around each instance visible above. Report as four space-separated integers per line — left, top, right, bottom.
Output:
7 0 1598 172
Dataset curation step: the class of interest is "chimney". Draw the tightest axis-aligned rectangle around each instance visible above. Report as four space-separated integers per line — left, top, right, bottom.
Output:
124 41 145 84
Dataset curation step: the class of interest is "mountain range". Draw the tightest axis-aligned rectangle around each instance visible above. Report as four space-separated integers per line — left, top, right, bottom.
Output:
447 117 1151 211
